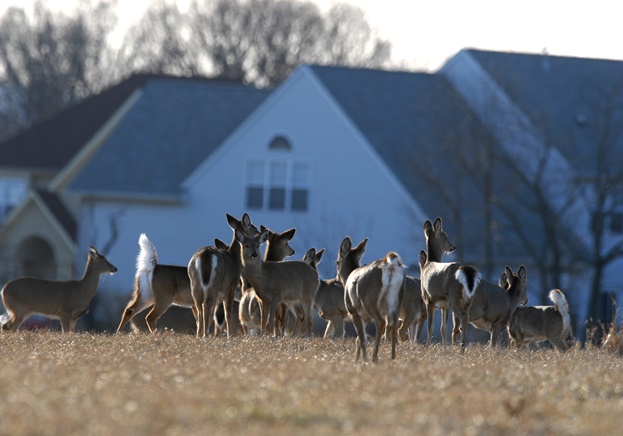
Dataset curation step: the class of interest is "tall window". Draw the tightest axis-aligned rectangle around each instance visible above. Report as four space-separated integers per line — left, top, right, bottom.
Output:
245 160 310 212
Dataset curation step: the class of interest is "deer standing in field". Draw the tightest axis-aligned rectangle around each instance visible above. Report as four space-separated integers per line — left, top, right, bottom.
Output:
238 226 296 336
1 246 117 332
419 217 481 348
117 234 196 333
344 250 406 363
507 288 573 351
451 265 528 347
304 247 350 338
188 213 256 338
234 224 319 337
396 275 427 343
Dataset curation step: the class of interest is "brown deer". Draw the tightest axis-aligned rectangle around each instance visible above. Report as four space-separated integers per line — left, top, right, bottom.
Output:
451 265 528 347
344 251 406 363
507 288 572 351
396 275 428 343
117 234 196 333
303 247 350 338
188 213 256 338
419 217 481 348
1 246 117 332
238 226 296 336
234 225 319 337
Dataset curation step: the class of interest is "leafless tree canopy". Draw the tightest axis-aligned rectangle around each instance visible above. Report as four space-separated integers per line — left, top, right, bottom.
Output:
0 0 392 137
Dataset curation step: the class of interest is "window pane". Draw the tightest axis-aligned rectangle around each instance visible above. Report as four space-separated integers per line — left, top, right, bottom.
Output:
269 135 291 151
269 188 286 210
270 161 287 185
246 187 263 209
291 189 308 211
292 163 309 186
247 161 264 184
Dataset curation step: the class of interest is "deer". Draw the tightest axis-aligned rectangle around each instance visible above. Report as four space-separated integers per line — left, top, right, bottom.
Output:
507 288 573 351
303 247 350 338
238 226 296 336
451 265 528 347
396 275 428 343
344 251 406 363
188 213 257 338
117 234 196 333
1 246 117 332
419 217 481 348
234 224 319 337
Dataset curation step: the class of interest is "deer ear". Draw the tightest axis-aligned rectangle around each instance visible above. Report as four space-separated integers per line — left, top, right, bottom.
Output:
259 229 268 244
339 237 352 256
234 229 245 243
418 250 427 268
505 265 513 278
226 214 241 230
315 248 325 265
241 213 252 229
433 217 443 232
423 220 433 232
518 265 527 280
355 238 369 253
498 272 508 289
89 246 98 256
282 228 296 241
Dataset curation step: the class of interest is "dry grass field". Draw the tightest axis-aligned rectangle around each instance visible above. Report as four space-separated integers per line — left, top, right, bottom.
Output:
0 331 622 435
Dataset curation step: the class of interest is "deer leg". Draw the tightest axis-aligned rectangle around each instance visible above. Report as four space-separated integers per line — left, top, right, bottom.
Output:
425 302 435 347
323 319 335 338
223 290 236 339
451 313 461 346
60 315 71 333
440 308 449 348
549 335 569 352
372 317 387 363
351 312 367 363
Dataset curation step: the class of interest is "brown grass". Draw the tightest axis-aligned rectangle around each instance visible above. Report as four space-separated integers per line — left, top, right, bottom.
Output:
1 332 622 435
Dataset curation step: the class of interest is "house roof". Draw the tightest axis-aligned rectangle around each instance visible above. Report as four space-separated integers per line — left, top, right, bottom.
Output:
308 65 501 260
68 77 270 197
465 49 623 175
0 74 157 172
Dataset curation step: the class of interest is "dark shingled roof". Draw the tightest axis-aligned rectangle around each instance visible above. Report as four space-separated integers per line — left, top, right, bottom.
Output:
0 74 156 171
68 77 270 196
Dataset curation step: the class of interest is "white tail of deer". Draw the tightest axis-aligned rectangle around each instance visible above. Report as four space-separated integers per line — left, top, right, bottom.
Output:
419 217 481 348
344 251 405 363
507 288 572 351
451 265 528 347
1 246 117 332
117 234 195 333
235 225 319 337
188 213 255 338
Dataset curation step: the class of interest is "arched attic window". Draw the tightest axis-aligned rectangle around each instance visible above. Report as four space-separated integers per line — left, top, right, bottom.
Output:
269 135 292 151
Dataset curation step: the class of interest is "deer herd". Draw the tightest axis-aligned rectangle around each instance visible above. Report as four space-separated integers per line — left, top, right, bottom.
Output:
0 214 575 363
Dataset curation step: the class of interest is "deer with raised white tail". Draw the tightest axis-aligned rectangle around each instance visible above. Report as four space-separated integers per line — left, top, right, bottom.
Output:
451 265 528 347
238 226 296 336
188 213 256 338
1 246 117 332
344 251 405 363
419 217 481 348
234 225 319 337
507 288 573 351
117 234 195 333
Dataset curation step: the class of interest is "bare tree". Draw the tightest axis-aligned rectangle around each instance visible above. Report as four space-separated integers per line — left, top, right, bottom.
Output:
0 1 119 134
